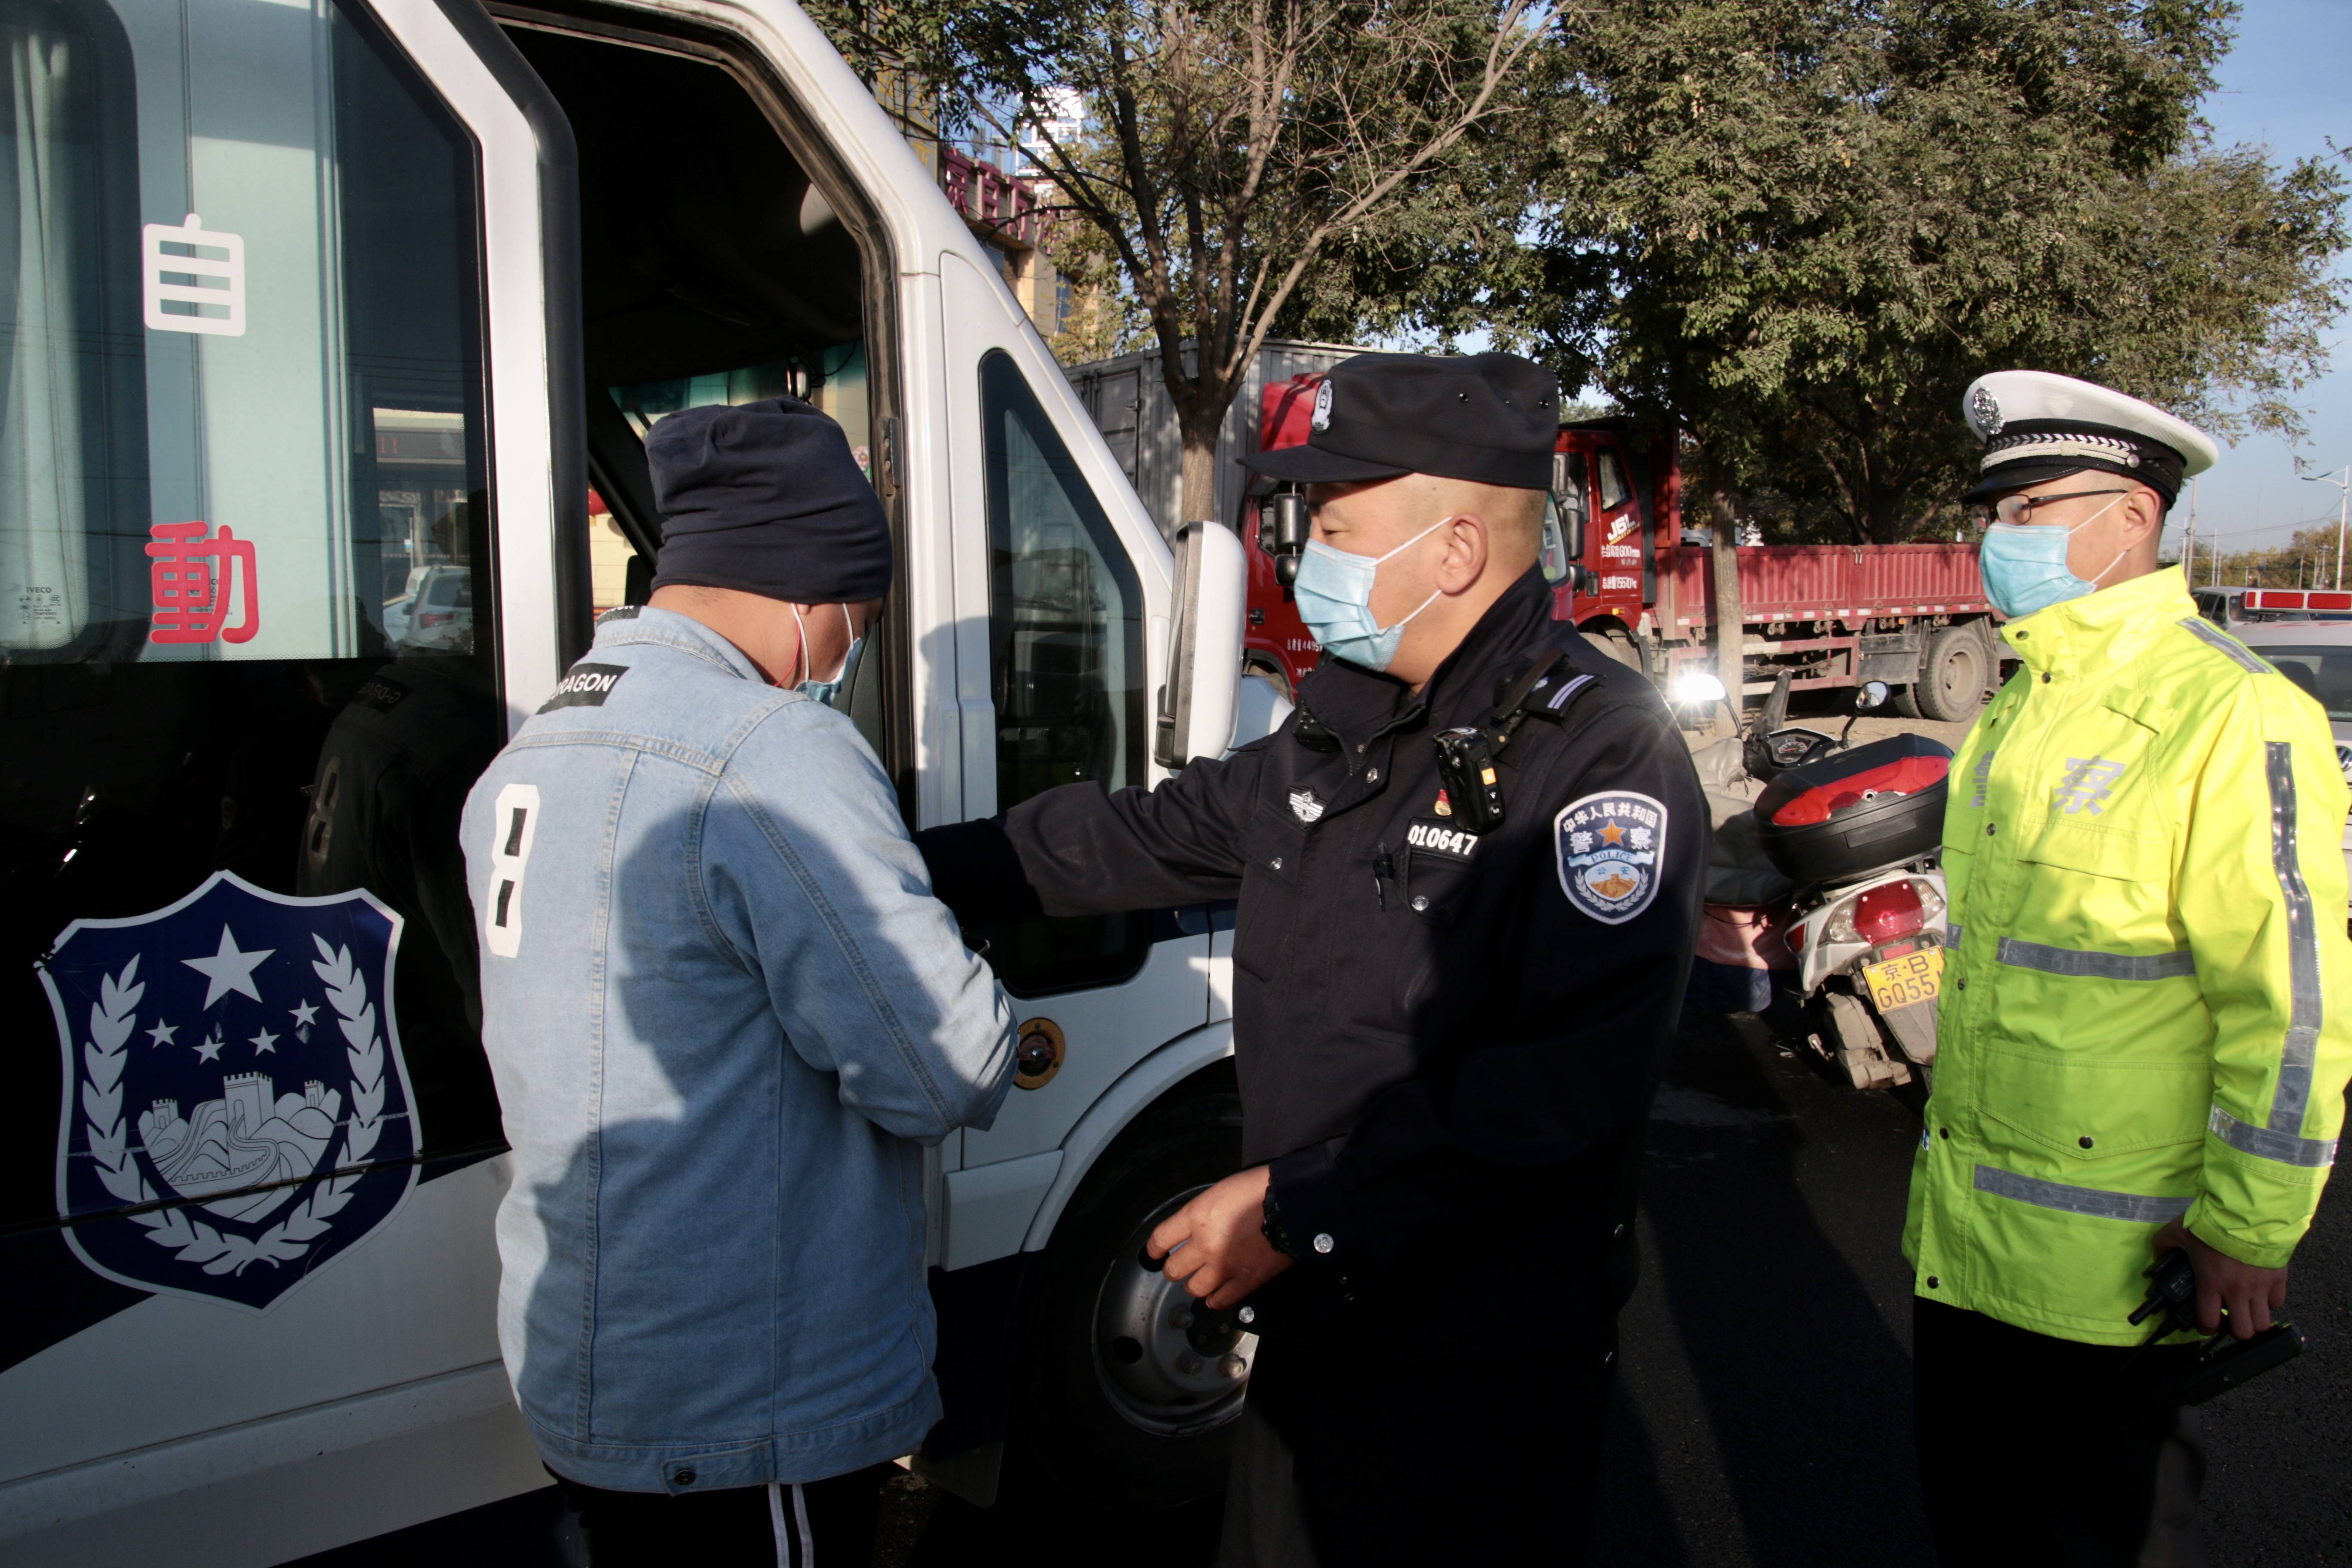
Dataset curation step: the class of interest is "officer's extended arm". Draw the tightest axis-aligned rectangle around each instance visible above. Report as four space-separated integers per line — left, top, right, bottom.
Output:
916 741 1269 925
1264 704 1707 1279
2178 682 2352 1270
714 710 1017 1142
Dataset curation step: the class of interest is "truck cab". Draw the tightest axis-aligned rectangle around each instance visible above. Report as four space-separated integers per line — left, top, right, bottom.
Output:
0 1 1254 1558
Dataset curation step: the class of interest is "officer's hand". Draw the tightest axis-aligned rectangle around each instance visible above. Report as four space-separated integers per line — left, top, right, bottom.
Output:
1147 1165 1292 1310
2153 1218 2290 1341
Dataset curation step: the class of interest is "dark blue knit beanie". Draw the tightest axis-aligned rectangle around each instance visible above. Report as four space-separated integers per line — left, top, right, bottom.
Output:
646 396 892 603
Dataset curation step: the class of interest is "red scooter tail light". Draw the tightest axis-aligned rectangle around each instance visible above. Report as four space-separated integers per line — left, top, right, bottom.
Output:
1854 879 1926 943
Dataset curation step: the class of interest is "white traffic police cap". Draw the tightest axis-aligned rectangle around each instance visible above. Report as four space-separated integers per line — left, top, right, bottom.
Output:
1960 370 2218 506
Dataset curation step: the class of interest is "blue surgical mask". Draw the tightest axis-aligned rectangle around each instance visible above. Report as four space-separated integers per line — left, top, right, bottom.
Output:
792 603 864 707
1979 496 2127 620
1292 519 1448 672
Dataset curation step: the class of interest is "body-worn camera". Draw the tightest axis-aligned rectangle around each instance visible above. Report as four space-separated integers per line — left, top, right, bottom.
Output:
1433 726 1507 835
1424 649 1592 836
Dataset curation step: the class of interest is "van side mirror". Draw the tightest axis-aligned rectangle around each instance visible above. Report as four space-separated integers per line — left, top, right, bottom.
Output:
1156 519 1248 769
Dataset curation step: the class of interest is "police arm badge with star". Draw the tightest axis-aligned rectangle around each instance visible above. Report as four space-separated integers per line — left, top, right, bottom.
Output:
1556 791 1667 924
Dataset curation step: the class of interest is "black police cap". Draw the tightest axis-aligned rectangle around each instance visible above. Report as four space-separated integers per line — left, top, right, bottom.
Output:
1243 351 1559 490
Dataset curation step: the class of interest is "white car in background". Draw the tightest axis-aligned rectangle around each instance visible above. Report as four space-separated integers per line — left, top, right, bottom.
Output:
2230 616 2352 906
380 564 474 651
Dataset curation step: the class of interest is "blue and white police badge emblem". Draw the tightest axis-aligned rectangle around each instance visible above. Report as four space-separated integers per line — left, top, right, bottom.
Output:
42 872 420 1311
1555 791 1667 925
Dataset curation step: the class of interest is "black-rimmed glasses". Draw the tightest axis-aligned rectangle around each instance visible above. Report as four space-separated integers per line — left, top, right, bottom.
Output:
1965 488 2130 530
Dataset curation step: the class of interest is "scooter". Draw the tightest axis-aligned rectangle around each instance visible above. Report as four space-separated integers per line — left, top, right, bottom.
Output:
1696 674 1954 1096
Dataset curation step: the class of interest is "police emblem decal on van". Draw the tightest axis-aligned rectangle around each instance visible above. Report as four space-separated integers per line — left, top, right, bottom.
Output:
539 662 628 712
1555 791 1666 924
42 873 420 1311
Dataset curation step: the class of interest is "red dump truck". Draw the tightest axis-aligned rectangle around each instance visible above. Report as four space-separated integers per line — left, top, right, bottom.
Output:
1243 374 2005 720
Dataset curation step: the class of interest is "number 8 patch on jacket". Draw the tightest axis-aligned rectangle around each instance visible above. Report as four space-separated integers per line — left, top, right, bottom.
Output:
1555 791 1667 924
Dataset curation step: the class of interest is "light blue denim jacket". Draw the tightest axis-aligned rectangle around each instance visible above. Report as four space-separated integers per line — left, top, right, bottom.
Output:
462 607 1014 1493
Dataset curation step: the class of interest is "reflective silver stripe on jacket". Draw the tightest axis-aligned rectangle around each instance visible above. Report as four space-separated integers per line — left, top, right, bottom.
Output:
2264 741 2324 1137
1996 937 2196 980
2210 1104 2338 1168
1947 922 1961 947
2178 617 2272 673
1973 1164 2193 1223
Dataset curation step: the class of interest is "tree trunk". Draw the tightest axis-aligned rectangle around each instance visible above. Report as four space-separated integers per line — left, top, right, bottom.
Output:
1709 484 1744 735
1177 408 1222 527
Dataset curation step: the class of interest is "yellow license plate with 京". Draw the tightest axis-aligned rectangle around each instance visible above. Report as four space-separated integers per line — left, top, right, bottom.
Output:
1862 948 1943 1011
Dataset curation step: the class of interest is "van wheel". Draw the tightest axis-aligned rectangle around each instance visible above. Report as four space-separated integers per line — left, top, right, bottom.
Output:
1914 625 1989 722
1012 1090 1251 1505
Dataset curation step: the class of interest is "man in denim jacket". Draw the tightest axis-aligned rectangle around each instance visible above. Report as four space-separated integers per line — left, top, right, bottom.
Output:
465 398 1014 1564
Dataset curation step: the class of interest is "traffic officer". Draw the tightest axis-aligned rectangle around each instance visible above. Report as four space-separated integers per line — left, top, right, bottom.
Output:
464 397 1014 1564
918 352 1706 1565
1909 371 2352 1565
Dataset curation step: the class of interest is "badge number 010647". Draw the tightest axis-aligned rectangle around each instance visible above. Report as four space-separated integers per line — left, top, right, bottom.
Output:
1862 948 1943 1011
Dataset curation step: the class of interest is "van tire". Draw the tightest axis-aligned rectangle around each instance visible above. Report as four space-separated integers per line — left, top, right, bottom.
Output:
1011 1087 1249 1506
1914 625 1990 722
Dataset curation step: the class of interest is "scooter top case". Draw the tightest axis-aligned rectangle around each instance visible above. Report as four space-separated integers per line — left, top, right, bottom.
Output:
1754 733 1954 885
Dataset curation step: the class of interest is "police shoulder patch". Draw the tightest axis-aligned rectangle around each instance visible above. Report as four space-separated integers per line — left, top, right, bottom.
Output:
1555 790 1667 924
538 662 627 713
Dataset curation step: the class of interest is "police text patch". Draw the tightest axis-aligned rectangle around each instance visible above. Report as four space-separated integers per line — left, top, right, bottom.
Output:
1405 818 1480 862
538 662 627 713
1555 791 1667 925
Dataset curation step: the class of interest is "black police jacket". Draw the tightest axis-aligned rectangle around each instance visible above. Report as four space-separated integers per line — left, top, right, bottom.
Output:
919 567 1705 1287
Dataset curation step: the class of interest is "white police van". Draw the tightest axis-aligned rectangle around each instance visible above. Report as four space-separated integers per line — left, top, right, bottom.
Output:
0 1 1264 1558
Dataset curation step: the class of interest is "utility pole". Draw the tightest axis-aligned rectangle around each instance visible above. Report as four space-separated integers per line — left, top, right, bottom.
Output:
2302 463 2350 591
2184 478 2196 583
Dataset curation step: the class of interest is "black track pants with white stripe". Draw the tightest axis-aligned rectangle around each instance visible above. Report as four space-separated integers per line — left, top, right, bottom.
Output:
551 1462 889 1567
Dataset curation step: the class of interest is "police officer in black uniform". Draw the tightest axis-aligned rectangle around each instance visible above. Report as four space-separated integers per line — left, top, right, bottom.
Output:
919 352 1704 1565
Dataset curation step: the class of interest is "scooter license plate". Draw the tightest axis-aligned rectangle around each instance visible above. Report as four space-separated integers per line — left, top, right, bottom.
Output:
1862 949 1943 1011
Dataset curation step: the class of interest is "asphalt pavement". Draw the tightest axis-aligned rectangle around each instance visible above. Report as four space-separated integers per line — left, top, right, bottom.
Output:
869 1008 2352 1566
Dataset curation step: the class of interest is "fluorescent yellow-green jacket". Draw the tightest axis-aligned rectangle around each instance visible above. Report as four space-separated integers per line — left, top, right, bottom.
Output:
1904 567 2352 1345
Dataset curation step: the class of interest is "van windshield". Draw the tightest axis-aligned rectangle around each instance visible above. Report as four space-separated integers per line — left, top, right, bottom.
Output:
2253 645 2352 721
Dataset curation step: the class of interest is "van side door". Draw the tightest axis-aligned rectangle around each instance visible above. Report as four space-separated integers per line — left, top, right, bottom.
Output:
0 0 578 1558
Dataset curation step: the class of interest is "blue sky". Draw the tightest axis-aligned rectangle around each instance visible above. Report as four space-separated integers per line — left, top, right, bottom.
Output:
2181 0 2352 570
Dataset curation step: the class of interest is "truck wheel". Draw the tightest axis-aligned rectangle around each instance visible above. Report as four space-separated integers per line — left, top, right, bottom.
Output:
1012 1089 1252 1506
1592 629 1644 672
1914 625 1990 722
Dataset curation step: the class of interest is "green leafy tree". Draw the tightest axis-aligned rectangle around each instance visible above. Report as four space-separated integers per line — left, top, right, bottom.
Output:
960 0 1549 522
1529 0 2347 546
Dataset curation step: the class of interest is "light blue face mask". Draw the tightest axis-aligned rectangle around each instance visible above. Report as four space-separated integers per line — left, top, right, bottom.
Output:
792 602 864 707
1292 518 1448 672
1979 496 2128 620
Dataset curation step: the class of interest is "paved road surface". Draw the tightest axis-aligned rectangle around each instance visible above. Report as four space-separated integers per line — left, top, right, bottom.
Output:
867 1004 2351 1566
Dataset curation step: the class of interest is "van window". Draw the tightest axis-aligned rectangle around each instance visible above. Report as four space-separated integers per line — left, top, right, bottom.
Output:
978 350 1151 993
5 0 506 1235
503 23 892 761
